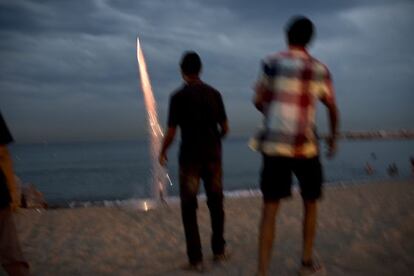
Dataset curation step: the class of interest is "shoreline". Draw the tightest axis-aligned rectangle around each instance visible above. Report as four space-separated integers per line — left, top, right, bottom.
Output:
42 177 413 210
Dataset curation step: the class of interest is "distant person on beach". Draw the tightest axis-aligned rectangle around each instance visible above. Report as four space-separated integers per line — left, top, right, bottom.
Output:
387 162 398 177
249 16 339 275
365 162 374 175
0 111 30 276
159 52 229 271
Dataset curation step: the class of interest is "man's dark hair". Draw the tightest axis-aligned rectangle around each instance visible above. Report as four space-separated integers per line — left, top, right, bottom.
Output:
285 16 314 46
180 51 202 75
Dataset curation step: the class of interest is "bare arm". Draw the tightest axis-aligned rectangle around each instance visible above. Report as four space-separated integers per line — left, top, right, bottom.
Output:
159 127 177 166
219 120 229 138
321 98 339 158
253 86 267 113
0 145 19 210
253 82 273 114
253 97 265 113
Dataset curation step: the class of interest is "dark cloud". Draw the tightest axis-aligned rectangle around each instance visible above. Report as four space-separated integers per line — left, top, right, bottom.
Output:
0 0 413 143
0 0 125 36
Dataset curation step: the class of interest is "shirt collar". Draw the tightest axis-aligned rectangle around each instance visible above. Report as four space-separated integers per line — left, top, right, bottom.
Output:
288 45 310 58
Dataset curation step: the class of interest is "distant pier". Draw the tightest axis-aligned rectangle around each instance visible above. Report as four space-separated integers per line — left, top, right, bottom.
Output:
320 129 414 140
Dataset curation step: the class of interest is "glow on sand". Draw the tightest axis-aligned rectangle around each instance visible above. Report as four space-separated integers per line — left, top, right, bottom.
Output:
136 37 171 202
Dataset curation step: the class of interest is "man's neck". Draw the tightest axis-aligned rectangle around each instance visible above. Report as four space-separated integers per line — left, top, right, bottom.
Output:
183 75 201 84
288 45 307 52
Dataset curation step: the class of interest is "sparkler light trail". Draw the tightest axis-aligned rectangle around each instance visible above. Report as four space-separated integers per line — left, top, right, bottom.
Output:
136 37 172 201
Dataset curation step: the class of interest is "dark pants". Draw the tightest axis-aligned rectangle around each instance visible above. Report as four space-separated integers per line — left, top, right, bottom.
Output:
179 161 225 264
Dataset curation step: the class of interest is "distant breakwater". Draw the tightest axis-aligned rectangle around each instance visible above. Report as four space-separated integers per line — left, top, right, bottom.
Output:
319 129 414 140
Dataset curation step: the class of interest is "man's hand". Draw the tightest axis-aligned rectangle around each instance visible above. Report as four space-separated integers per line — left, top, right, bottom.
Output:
159 152 168 167
159 127 176 167
326 135 337 159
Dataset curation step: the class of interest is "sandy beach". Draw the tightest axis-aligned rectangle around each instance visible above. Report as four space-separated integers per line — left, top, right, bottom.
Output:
4 180 414 276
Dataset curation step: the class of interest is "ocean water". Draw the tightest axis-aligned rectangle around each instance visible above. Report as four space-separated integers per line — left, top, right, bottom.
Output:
10 139 414 206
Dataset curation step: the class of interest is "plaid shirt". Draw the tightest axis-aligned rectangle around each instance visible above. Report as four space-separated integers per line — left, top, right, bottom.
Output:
249 47 335 158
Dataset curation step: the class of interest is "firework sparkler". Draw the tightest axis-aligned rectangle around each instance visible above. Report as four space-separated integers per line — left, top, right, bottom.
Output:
136 37 172 202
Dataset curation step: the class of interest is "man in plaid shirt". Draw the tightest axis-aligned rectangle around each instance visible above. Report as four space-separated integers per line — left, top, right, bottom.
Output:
251 16 339 275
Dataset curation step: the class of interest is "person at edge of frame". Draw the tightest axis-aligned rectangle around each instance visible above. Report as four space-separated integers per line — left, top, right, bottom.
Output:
0 111 31 276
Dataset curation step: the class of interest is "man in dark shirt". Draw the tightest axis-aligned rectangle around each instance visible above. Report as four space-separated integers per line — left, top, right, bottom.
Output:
159 52 229 271
0 111 30 275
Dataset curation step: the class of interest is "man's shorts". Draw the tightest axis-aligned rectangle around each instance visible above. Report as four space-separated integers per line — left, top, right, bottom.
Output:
260 155 323 201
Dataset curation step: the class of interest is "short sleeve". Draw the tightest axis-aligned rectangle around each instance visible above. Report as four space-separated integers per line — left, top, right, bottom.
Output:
255 60 274 90
253 60 275 105
0 112 14 145
167 95 179 128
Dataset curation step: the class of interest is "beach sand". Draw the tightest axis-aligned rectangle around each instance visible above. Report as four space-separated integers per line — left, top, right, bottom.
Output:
4 180 414 275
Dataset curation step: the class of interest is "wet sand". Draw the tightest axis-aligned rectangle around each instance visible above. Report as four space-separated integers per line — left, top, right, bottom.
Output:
5 180 414 275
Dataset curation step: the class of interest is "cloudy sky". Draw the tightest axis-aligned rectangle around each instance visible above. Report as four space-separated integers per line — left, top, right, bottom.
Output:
0 0 413 143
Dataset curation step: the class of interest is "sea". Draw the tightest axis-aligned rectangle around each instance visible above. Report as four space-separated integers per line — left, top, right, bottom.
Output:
10 139 414 207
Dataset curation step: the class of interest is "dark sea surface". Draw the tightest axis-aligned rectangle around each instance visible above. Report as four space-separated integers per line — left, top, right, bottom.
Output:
10 139 414 206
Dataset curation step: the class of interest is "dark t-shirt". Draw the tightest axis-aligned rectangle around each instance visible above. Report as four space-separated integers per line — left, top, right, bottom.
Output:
168 81 227 164
0 112 14 208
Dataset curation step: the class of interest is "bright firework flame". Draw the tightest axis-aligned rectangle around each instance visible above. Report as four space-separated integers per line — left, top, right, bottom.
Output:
136 37 171 201
136 37 164 138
